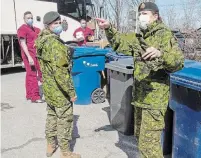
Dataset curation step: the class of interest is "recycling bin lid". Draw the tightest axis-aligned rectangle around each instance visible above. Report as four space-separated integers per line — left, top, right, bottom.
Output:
74 46 95 51
184 59 197 66
106 51 132 60
73 47 108 58
105 58 134 74
170 59 201 91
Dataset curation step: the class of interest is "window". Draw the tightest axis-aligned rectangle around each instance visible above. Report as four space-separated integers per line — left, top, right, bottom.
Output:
57 0 93 21
38 0 94 21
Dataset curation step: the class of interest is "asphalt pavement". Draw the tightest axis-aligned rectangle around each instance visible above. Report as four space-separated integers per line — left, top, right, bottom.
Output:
1 68 139 158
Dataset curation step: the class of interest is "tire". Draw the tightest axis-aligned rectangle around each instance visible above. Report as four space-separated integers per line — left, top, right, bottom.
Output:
91 88 106 104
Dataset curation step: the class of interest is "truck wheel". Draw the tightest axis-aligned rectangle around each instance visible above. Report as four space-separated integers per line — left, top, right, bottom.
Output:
91 88 106 104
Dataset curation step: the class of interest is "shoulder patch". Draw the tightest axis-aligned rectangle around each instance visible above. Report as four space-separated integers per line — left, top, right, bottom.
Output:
140 3 145 9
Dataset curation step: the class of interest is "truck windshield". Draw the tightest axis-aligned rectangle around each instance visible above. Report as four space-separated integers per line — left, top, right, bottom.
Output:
38 0 94 21
57 0 94 21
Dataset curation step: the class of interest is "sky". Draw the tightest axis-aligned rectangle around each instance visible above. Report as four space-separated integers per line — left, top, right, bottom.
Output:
156 0 189 14
156 0 201 14
100 0 201 29
156 0 182 6
155 0 201 29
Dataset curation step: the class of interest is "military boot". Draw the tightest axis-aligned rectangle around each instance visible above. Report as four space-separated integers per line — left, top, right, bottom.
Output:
46 143 58 157
60 151 81 158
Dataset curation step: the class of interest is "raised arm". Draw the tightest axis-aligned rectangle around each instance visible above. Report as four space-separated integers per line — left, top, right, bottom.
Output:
95 18 139 56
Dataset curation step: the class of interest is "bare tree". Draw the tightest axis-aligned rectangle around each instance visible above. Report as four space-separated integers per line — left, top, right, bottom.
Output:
161 0 201 30
129 0 155 8
183 29 201 61
159 0 201 61
92 0 156 32
163 6 179 29
180 0 200 29
91 0 105 17
103 0 127 31
92 0 138 32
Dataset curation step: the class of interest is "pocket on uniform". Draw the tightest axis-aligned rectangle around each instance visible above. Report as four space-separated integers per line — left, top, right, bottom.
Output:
148 109 165 121
142 109 166 131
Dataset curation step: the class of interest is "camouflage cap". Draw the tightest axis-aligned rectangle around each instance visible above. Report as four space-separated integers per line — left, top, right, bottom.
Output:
138 2 159 13
43 11 61 25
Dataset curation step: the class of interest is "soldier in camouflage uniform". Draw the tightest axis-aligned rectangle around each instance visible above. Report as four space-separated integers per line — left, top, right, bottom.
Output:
35 11 81 158
96 2 184 158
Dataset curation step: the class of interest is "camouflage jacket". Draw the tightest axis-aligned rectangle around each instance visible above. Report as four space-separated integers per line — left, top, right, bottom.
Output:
106 22 184 109
35 29 76 107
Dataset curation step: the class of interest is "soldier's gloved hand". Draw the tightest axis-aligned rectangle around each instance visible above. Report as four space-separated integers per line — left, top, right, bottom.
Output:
142 47 162 60
71 96 77 102
95 18 110 29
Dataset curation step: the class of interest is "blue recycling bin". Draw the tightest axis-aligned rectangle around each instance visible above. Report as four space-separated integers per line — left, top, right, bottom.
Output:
72 47 108 105
170 59 201 158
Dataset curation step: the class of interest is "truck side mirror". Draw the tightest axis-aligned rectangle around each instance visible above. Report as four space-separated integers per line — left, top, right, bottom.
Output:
36 16 41 22
62 20 68 31
100 6 104 18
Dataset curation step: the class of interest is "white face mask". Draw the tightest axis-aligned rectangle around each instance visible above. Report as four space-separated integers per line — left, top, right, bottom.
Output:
139 15 150 30
81 23 86 28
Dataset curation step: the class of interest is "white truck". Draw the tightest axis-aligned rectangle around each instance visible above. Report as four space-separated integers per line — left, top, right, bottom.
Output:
1 0 98 68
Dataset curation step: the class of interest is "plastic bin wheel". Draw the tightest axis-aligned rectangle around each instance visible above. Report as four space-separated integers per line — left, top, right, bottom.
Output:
91 88 106 104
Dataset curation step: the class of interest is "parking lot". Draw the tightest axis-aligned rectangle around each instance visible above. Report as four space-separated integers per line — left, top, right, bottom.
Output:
1 68 139 158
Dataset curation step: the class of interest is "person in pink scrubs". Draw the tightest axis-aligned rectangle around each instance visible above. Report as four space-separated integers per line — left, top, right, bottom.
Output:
73 19 94 46
17 11 44 103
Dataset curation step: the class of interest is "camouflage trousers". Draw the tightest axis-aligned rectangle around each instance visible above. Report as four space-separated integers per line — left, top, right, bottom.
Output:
134 107 166 158
45 103 73 151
